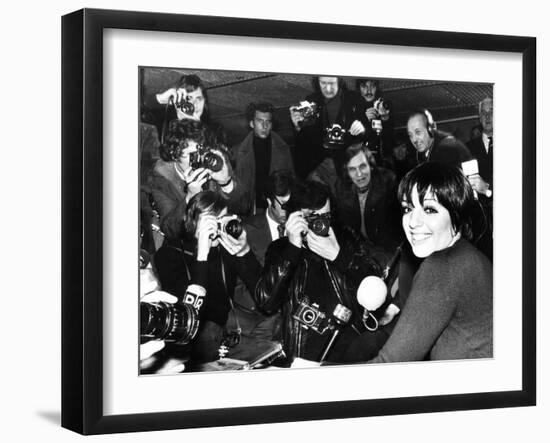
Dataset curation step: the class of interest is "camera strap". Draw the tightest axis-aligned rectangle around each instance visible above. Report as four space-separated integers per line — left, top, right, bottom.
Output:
219 254 242 338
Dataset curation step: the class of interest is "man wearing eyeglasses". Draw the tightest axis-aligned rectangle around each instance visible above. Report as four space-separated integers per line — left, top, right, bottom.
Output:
253 180 382 365
229 170 295 342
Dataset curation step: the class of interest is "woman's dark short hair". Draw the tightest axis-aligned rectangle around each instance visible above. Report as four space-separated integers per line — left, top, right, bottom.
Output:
159 119 207 162
397 162 476 239
285 179 330 214
183 190 227 238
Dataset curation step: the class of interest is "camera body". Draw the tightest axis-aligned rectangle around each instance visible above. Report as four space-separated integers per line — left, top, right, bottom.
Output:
190 145 224 173
373 97 391 119
140 301 200 345
291 101 320 127
292 301 327 333
304 213 331 237
323 123 347 149
217 215 243 239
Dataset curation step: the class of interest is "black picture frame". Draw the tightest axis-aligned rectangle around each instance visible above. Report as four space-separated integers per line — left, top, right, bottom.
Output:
61 8 536 435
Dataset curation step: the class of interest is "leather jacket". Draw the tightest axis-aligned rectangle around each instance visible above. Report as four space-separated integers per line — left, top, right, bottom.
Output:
254 226 382 362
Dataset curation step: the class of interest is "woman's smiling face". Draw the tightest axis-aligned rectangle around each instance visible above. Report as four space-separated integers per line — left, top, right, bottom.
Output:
402 185 456 258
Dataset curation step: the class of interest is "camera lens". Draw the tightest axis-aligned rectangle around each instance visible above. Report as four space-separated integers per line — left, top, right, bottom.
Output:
140 301 199 345
308 216 330 237
224 218 243 239
203 152 224 172
178 100 195 115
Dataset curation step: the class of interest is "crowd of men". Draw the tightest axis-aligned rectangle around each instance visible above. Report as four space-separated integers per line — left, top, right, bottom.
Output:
138 73 494 373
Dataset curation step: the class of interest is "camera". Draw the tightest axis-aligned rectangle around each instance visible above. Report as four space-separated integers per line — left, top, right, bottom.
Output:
140 301 200 345
190 145 224 173
304 213 331 237
217 215 243 239
175 97 195 116
323 123 347 149
292 301 327 333
373 98 391 119
290 101 320 127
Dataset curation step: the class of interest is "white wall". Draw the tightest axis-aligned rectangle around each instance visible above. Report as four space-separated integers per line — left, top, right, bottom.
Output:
0 1 546 442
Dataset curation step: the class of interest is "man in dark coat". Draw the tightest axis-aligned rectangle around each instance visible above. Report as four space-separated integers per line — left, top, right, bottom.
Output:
466 97 494 196
289 76 368 179
407 109 472 168
334 143 403 259
253 180 383 365
234 102 294 216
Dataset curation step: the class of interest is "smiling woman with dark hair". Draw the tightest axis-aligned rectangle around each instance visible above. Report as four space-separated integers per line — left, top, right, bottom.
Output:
368 162 493 363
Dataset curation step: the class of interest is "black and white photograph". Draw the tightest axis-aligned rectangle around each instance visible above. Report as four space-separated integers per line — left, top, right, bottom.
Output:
138 67 495 375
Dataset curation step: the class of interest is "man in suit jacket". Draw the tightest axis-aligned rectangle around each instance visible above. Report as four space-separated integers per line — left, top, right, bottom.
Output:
234 102 294 216
407 108 472 169
467 98 494 197
229 170 295 339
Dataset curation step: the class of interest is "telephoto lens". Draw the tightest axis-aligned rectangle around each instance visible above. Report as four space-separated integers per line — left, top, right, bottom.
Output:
140 301 200 345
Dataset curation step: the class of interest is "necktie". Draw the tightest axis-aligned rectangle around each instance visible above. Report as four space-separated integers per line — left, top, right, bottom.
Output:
487 136 493 179
277 223 285 239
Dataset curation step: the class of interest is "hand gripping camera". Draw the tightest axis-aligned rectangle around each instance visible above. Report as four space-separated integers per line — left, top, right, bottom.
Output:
290 101 320 128
323 123 347 149
190 145 224 173
140 301 200 345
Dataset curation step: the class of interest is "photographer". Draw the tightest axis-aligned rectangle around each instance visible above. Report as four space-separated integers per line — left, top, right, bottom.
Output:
356 79 395 167
289 76 368 179
154 191 270 365
151 73 227 146
254 180 382 365
149 119 246 241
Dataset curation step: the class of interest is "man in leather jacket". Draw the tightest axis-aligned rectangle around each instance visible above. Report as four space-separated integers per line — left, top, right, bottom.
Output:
253 180 382 365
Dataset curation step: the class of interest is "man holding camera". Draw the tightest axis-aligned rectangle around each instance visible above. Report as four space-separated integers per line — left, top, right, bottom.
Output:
289 76 368 179
153 190 274 366
254 180 382 365
149 119 246 241
234 102 294 215
356 78 395 166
